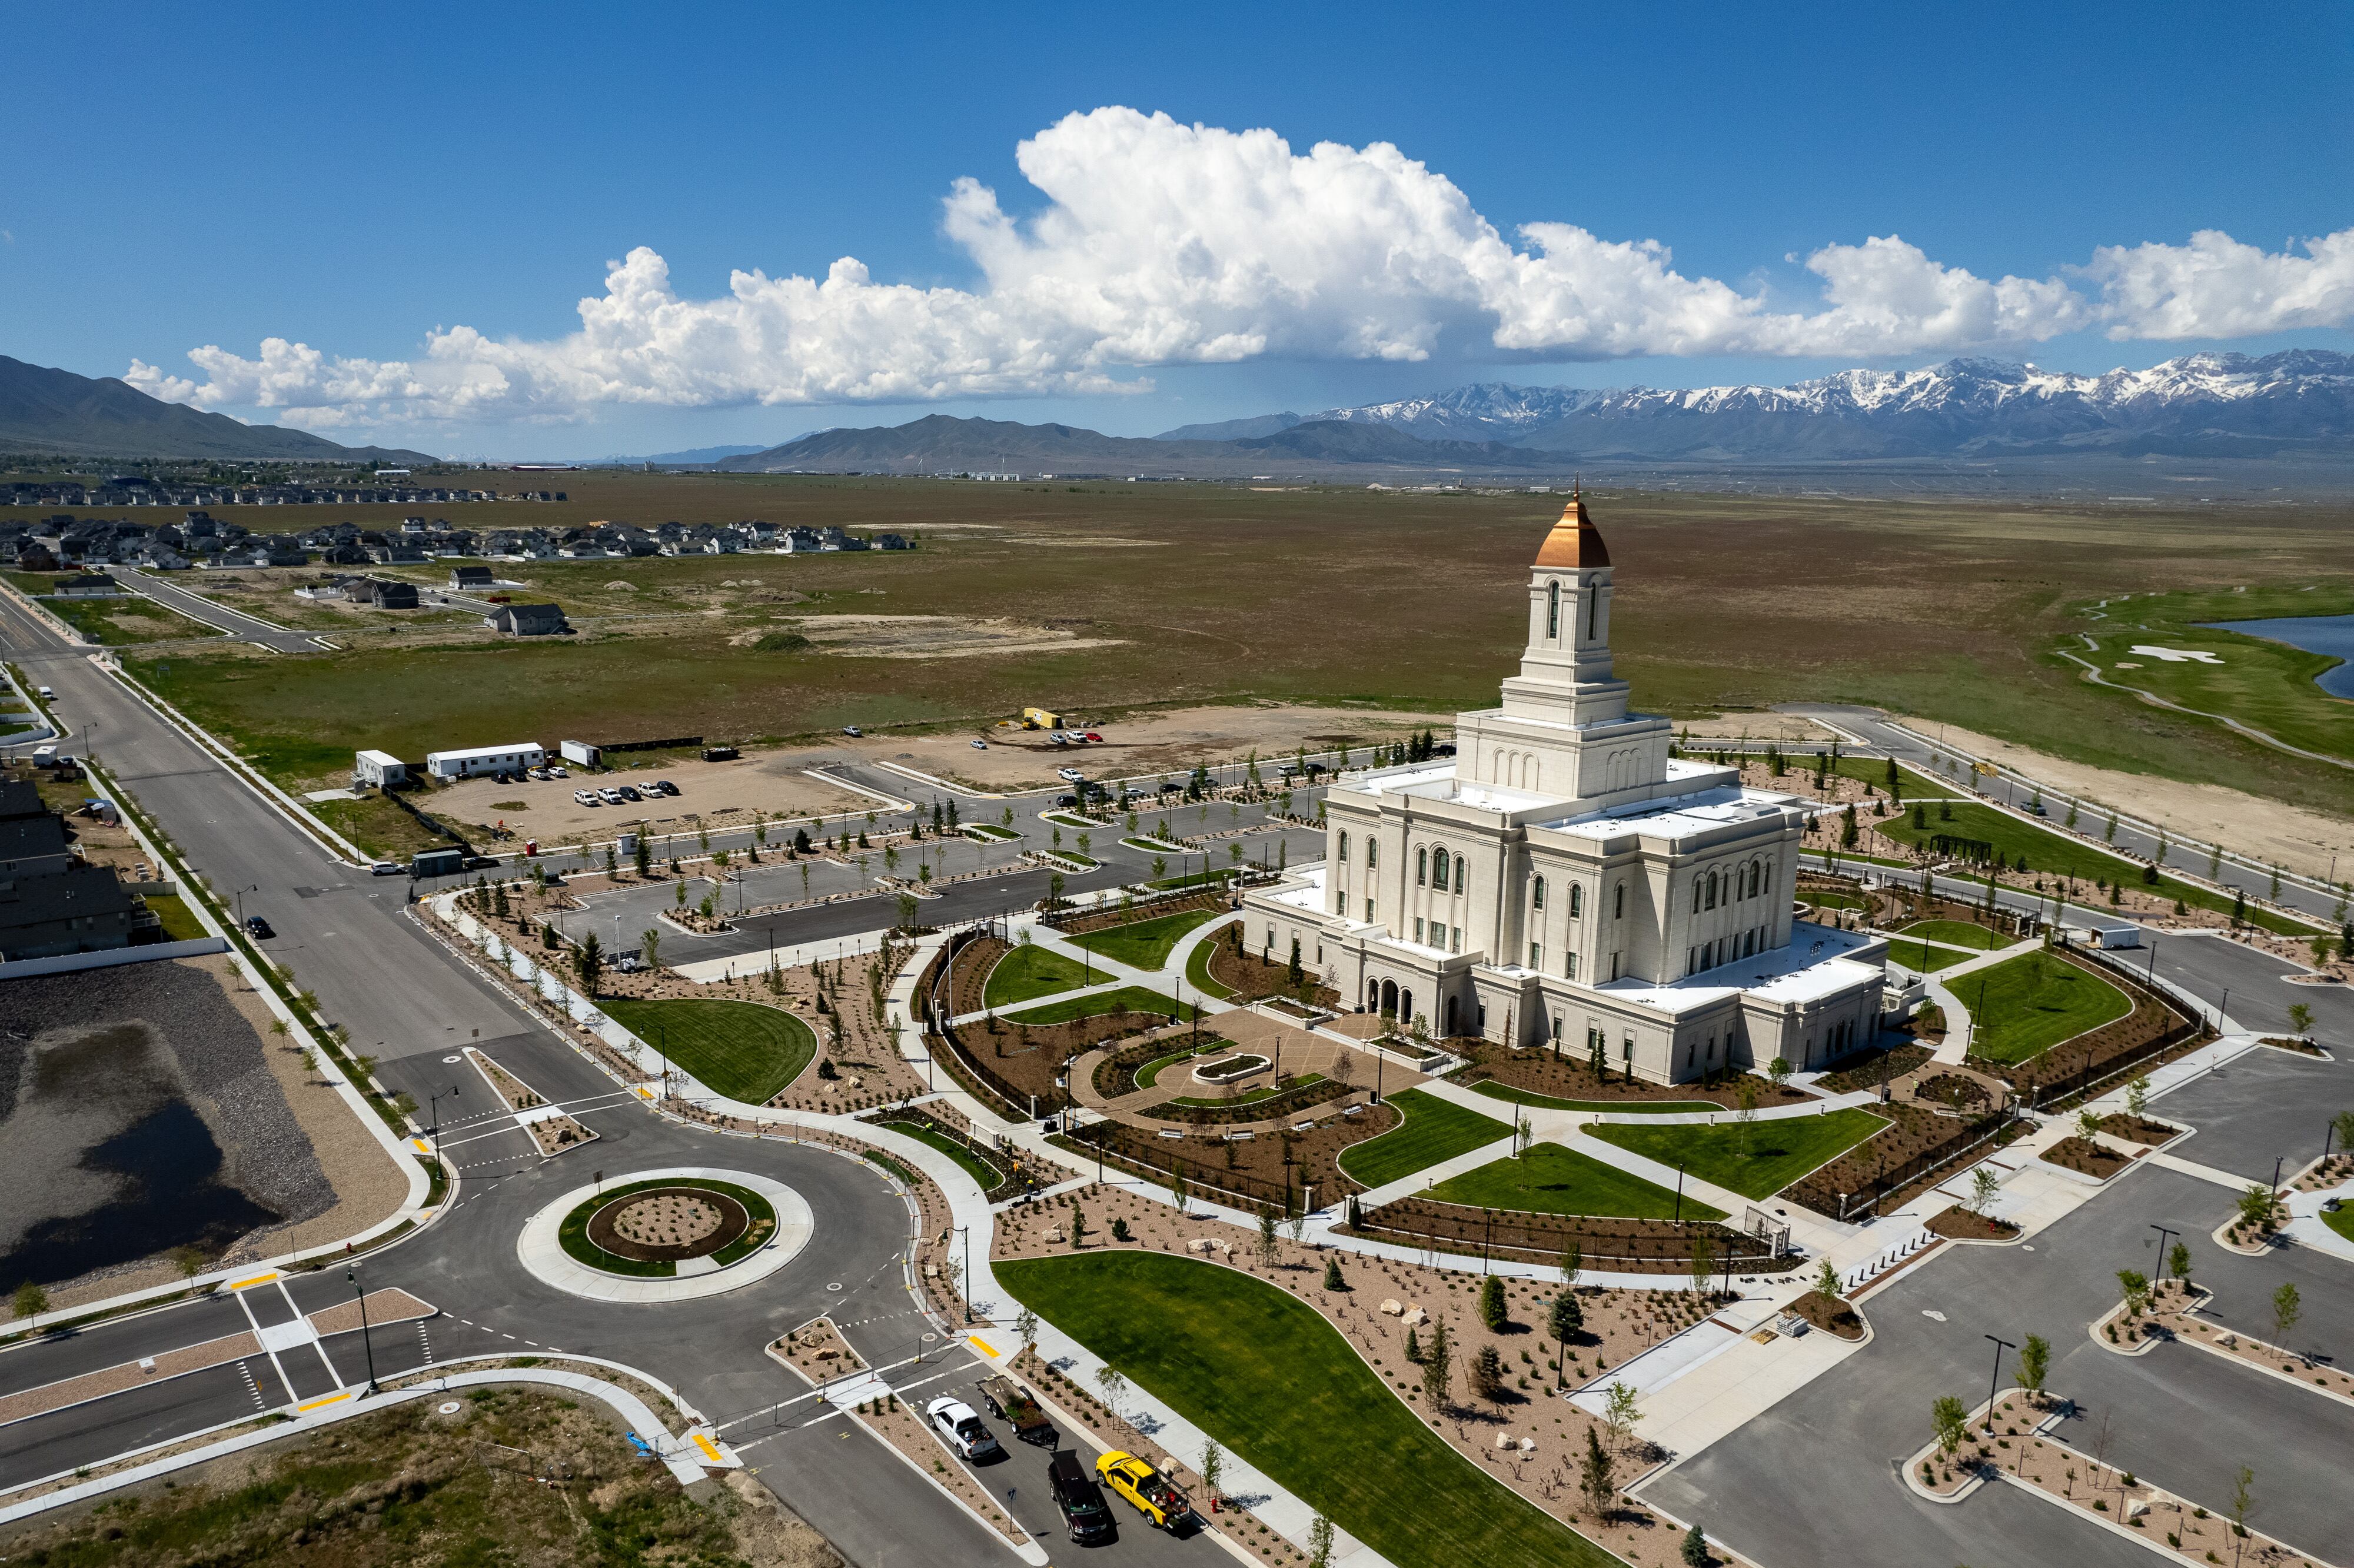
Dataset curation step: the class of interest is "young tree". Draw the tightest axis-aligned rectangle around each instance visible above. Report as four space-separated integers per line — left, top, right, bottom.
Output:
1068 1204 1088 1249
1549 1293 1583 1376
2236 1183 2279 1233
1767 1056 1791 1089
2227 1465 2256 1567
1419 1317 1451 1410
2169 1241 2192 1286
1096 1364 1128 1423
1681 1523 1710 1567
1968 1166 2000 1217
1199 1440 1223 1503
640 927 661 970
1930 1394 1970 1460
1307 1514 1334 1568
1689 1232 1716 1295
12 1280 50 1330
1559 1237 1583 1289
1813 1258 1840 1306
2116 1269 2151 1317
2017 1332 2050 1406
1579 1426 1617 1519
1479 1274 1507 1331
1324 1256 1345 1291
2287 1001 2314 1040
573 931 604 996
1256 1204 1281 1266
2124 1073 2150 1120
1014 1306 1039 1357
2272 1281 2302 1345
2076 1108 2103 1141
1603 1380 1642 1453
1470 1344 1503 1401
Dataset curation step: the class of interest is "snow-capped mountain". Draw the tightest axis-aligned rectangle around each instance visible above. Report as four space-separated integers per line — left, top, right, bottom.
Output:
1304 351 2354 460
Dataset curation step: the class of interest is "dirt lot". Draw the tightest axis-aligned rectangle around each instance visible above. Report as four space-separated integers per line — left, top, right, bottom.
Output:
428 751 879 845
840 701 1451 792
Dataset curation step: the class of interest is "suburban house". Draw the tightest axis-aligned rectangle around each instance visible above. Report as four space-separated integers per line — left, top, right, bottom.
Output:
487 603 568 637
0 779 161 961
51 574 124 598
366 578 420 609
450 564 494 589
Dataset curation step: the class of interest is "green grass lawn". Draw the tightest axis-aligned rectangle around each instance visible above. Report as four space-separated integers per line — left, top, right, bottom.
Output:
1040 809 1105 828
1960 948 2134 1064
308 793 463 860
1896 918 2004 950
44 591 222 646
1165 1073 1324 1108
1134 1043 1210 1090
875 1119 1004 1190
2324 1203 2354 1247
997 1253 1624 1568
1883 938 1967 973
1068 907 1220 970
594 997 818 1101
2097 585 2354 768
1006 985 1191 1026
1582 1107 1889 1200
983 943 1100 1007
1336 1088 1512 1188
1183 920 1240 999
1878 797 2311 936
961 823 1021 841
1426 1141 1727 1221
1465 1080 1718 1115
142 892 208 941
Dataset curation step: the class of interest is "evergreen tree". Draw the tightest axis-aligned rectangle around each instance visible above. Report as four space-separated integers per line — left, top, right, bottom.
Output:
1479 1274 1507 1331
1419 1317 1451 1409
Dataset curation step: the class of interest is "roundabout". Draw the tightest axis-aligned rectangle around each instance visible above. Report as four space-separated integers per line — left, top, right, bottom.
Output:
517 1166 814 1303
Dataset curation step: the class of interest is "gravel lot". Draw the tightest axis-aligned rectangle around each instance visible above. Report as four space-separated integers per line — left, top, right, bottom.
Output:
0 960 333 1293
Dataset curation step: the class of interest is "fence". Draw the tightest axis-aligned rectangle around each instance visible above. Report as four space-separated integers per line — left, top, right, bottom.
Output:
1353 1198 1790 1273
1792 1107 2023 1221
1056 1121 1324 1212
1984 943 2207 1103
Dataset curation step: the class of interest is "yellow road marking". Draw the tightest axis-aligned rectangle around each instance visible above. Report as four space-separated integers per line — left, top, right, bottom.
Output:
693 1432 725 1462
297 1390 353 1412
967 1334 1000 1359
228 1272 280 1290
409 1137 432 1154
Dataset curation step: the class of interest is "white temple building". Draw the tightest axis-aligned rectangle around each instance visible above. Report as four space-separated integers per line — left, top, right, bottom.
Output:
1242 496 1887 1084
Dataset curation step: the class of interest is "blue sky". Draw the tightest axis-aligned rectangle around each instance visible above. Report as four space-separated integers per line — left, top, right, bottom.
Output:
5 2 2349 457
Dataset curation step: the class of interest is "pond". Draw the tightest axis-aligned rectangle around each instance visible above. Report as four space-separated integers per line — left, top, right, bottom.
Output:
2202 614 2354 698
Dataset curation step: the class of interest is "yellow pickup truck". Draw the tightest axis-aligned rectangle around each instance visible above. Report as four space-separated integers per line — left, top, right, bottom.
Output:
1095 1450 1191 1530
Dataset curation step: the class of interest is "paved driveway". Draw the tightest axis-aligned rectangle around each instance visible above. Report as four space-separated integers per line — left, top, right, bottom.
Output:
2147 1044 2352 1183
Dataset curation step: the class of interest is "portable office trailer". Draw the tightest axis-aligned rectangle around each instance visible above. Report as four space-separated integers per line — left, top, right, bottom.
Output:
560 740 601 767
354 748 407 787
425 742 545 780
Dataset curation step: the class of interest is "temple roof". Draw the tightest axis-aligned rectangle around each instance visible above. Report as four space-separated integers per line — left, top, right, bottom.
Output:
1534 495 1610 569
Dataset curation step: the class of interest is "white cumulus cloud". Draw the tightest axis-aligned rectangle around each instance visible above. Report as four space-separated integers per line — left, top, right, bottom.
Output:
122 107 2354 428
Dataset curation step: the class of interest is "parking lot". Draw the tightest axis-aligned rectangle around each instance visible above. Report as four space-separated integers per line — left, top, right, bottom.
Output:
425 749 879 844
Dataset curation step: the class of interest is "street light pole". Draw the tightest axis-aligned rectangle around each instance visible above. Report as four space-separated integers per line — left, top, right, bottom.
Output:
2150 1223 2179 1283
348 1264 378 1393
959 1227 972 1324
1982 1333 2014 1434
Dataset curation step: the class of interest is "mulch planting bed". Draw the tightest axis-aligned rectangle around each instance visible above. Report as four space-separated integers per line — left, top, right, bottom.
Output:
1091 1035 1229 1098
2039 1135 2133 1180
1814 1041 1933 1094
2096 1113 2177 1146
1060 1105 1399 1209
1925 1204 2020 1241
1452 1041 1808 1110
1348 1197 1796 1276
946 935 1012 1016
1784 1289 1866 1339
1205 926 1338 1005
1151 1076 1359 1126
1051 889 1227 936
1913 1072 1992 1109
2259 1034 2328 1056
1786 1103 2024 1220
955 1008 1176 1109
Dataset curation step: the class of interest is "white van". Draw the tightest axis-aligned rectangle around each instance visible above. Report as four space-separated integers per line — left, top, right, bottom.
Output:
35 685 54 700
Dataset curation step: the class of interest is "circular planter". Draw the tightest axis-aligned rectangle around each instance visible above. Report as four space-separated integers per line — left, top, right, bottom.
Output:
518 1166 812 1302
1192 1053 1271 1085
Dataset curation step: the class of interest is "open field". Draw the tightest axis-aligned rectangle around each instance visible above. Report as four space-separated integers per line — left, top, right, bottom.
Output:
996 1252 1620 1568
1581 1108 1890 1200
593 997 817 1101
75 474 2342 824
1336 1087 1511 1188
1426 1142 1727 1221
2082 584 2354 764
31 587 221 645
1957 948 2134 1064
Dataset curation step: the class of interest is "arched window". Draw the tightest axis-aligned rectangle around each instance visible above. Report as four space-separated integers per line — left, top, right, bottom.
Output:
1588 584 1600 640
1613 883 1624 920
1565 951 1579 980
1705 870 1718 910
1568 884 1583 918
1453 854 1467 893
1532 875 1547 911
1546 580 1560 638
1416 846 1427 886
1366 839 1378 869
1337 831 1349 863
1693 880 1705 914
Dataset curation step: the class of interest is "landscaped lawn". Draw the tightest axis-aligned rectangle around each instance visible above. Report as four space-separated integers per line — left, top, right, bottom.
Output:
983 943 1101 1008
1582 1107 1890 1200
1165 1073 1324 1108
1427 1142 1727 1221
996 1253 1623 1568
142 891 208 941
1134 1043 1210 1090
1878 798 2311 936
1883 938 1966 973
1960 948 2133 1064
1183 920 1240 998
595 997 818 1102
1896 919 2004 950
961 823 1021 843
1465 1080 1718 1115
2325 1203 2354 1247
875 1118 1003 1190
1068 907 1220 970
1336 1088 1512 1188
1005 985 1192 1026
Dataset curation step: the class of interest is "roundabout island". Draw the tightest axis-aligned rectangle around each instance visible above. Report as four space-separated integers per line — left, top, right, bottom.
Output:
517 1166 814 1303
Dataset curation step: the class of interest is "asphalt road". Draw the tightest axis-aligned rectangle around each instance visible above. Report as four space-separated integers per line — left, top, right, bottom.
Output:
118 568 325 651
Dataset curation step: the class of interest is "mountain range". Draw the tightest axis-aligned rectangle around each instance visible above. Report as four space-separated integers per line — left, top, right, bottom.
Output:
0 355 434 464
711 351 2354 478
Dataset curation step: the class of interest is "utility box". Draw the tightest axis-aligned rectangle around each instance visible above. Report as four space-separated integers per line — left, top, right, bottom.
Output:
411 847 464 878
560 740 601 768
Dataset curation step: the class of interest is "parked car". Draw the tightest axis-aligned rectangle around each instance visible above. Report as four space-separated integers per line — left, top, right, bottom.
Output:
650 778 679 796
548 764 569 778
970 739 988 750
1049 1449 1115 1544
1095 1452 1188 1530
1057 766 1085 783
926 1399 1002 1462
575 790 599 805
369 860 401 875
617 785 643 803
1055 793 1078 808
598 787 624 805
526 767 550 780
460 854 498 871
842 725 862 737
1083 731 1103 742
244 914 275 938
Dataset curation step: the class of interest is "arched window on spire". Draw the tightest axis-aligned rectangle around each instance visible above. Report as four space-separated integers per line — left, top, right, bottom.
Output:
1546 580 1560 638
1587 582 1600 640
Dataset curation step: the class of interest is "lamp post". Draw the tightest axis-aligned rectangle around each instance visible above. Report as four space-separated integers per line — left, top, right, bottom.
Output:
1674 1164 1685 1224
234 883 259 927
426 1083 461 1157
958 1227 972 1324
2150 1223 2179 1283
1982 1333 2014 1434
348 1263 379 1393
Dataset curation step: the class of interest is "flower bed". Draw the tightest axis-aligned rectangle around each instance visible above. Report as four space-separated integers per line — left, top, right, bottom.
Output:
2040 1135 2133 1180
1452 1040 1807 1111
2096 1113 2177 1146
1924 1204 2020 1241
1784 1289 1865 1339
1349 1197 1796 1276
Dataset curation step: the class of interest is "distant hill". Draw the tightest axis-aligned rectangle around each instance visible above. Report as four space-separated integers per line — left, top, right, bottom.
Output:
583 443 774 467
713 413 1565 478
0 355 435 463
1153 411 1303 441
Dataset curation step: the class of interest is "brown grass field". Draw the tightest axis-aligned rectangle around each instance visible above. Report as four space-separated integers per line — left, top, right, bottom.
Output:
95 472 2353 817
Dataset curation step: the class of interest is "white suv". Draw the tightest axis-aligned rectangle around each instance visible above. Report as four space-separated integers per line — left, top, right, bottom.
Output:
575 789 599 806
598 786 626 805
1057 766 1085 783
